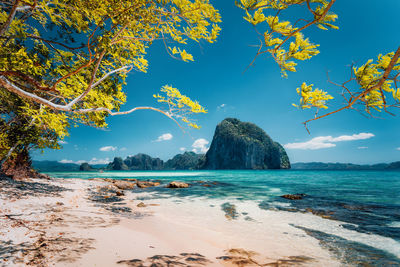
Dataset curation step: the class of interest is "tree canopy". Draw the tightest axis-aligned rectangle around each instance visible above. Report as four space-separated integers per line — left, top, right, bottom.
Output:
1 0 400 171
238 0 400 131
0 0 221 165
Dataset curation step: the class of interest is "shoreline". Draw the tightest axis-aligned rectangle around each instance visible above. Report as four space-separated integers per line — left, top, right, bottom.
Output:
0 176 368 266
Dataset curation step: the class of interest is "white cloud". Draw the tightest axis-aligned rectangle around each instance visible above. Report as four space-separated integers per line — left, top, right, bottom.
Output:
191 138 209 154
119 147 127 151
154 133 173 142
58 140 68 145
87 157 110 165
358 146 368 149
59 159 74 164
217 103 226 110
99 146 117 152
397 147 400 151
58 158 110 165
284 133 375 150
179 147 186 152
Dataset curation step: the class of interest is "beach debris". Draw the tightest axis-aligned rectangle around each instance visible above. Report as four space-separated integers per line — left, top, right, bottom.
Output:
167 181 189 188
117 252 212 266
281 194 306 200
217 248 314 266
221 202 239 220
116 190 125 196
137 202 147 208
114 181 135 190
136 181 161 188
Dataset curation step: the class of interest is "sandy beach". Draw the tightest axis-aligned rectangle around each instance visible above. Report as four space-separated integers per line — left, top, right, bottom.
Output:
0 177 341 266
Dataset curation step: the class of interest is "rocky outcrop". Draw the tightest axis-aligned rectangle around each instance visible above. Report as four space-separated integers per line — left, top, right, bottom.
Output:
164 152 204 170
107 154 163 171
113 180 135 190
107 157 129 170
201 118 290 170
79 163 94 171
123 153 164 170
167 181 189 188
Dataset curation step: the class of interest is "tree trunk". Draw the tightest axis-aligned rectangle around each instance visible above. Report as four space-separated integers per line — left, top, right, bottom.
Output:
0 148 49 180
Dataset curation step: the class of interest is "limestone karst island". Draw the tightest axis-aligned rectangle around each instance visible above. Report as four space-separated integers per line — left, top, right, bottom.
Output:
1 1 400 266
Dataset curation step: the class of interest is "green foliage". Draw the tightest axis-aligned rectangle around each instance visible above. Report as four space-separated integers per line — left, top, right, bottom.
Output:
294 82 333 110
153 85 207 129
0 0 221 161
236 0 338 77
236 1 400 126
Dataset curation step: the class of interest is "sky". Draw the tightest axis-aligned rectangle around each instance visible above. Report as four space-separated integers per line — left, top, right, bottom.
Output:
33 0 400 165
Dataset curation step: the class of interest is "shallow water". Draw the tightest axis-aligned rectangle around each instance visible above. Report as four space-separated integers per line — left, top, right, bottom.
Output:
47 170 400 265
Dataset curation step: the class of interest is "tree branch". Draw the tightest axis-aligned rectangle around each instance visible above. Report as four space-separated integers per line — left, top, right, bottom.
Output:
0 0 21 37
303 45 400 131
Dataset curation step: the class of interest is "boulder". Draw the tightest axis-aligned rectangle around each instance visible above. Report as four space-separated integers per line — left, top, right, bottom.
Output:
281 194 306 200
113 180 135 190
136 181 160 188
167 181 189 188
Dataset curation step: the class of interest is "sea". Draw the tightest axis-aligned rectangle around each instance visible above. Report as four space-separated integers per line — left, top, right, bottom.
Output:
47 170 400 266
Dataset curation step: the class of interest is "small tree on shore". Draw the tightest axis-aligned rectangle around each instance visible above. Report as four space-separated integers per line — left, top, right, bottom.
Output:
0 0 221 176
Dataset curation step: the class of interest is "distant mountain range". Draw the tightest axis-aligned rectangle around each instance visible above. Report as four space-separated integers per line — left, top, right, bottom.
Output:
31 118 399 172
291 162 400 170
32 160 107 172
32 160 400 172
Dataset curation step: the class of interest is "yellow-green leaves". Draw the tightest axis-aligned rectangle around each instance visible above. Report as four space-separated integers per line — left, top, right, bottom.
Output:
294 82 333 110
0 0 221 155
237 0 338 77
300 49 400 128
169 47 194 62
154 85 206 129
352 52 399 112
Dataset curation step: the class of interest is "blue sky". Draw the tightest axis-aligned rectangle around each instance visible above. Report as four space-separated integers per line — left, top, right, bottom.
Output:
33 0 400 165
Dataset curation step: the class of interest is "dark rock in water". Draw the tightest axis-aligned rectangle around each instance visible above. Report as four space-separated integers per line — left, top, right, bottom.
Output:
281 194 306 200
221 202 239 220
164 152 204 170
201 118 290 170
79 162 94 171
167 181 189 188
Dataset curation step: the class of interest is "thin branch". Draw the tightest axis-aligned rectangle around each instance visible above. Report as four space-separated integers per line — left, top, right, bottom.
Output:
0 0 21 37
303 45 400 129
274 0 336 52
80 106 185 132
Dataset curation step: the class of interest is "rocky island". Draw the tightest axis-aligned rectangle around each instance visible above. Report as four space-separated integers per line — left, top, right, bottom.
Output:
202 118 290 169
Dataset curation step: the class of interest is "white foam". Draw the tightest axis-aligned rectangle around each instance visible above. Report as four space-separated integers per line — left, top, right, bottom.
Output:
388 221 400 228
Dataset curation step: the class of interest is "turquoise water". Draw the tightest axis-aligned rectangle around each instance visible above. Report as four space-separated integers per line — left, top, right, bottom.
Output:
48 170 400 264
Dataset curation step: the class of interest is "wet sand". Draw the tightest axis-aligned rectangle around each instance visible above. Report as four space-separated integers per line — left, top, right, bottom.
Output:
0 177 339 266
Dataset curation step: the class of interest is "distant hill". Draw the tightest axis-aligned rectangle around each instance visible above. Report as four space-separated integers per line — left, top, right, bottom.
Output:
32 161 106 172
291 162 400 170
164 152 204 170
107 154 164 171
32 161 80 172
106 152 204 171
